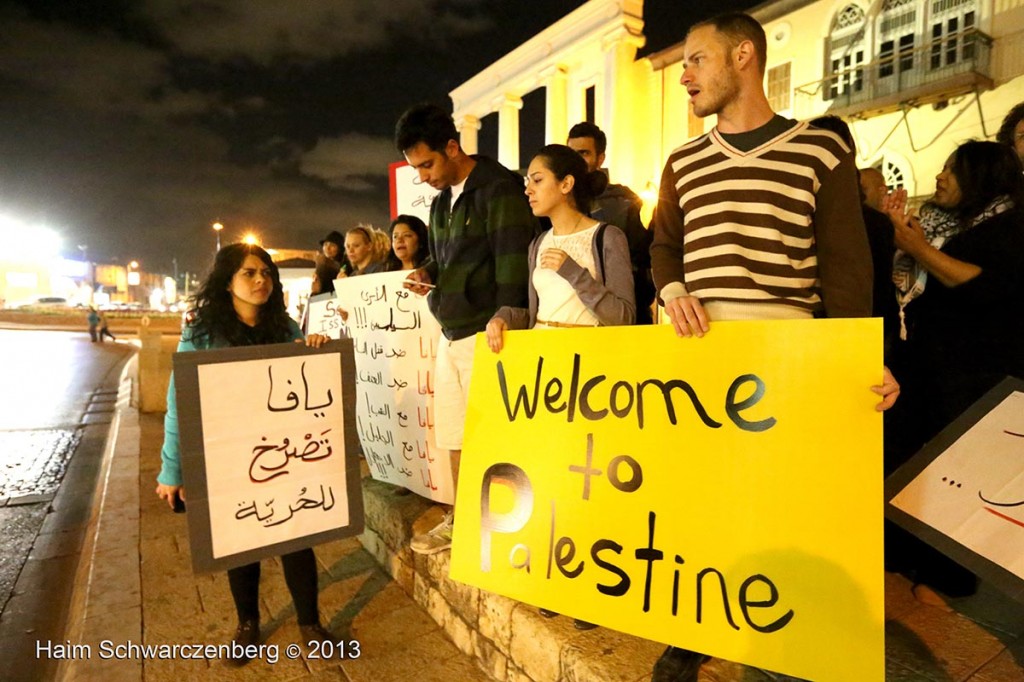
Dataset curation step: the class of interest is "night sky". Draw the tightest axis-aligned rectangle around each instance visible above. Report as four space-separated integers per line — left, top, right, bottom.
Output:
0 0 757 274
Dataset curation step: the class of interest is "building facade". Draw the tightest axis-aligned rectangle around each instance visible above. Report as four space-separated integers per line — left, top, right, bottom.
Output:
450 0 1024 210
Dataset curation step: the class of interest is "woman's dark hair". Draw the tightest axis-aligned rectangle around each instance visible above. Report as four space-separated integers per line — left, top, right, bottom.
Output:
386 215 430 270
190 243 294 346
996 101 1024 150
533 143 608 214
948 140 1024 221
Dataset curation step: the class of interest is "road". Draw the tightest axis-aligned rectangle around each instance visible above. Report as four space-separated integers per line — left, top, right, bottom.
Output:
0 329 133 679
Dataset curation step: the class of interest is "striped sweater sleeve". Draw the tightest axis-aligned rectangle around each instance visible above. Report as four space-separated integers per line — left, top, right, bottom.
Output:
650 156 689 299
814 150 873 318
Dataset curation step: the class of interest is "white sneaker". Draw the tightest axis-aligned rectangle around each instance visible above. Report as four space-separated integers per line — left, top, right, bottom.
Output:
411 512 453 555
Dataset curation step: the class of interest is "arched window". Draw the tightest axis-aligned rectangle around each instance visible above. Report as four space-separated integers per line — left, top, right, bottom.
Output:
827 4 867 100
882 158 905 190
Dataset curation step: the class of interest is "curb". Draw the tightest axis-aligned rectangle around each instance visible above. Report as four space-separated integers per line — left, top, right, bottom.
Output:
58 356 142 682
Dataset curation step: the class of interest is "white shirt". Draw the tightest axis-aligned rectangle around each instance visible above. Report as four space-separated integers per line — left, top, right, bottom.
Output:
450 177 467 209
534 224 600 327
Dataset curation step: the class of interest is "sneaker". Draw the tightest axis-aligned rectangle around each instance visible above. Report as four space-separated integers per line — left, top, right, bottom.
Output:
538 608 559 618
224 619 259 668
573 619 597 630
299 623 337 654
650 646 709 682
411 512 453 555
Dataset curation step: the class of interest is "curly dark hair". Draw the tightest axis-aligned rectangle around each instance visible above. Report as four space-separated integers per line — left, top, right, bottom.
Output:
189 243 295 347
996 101 1024 150
532 144 608 215
380 215 430 271
948 140 1024 222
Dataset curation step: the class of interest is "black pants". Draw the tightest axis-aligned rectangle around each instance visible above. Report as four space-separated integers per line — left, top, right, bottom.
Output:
226 548 319 625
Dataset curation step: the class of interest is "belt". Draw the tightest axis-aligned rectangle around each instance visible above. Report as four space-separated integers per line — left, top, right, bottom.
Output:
536 319 596 329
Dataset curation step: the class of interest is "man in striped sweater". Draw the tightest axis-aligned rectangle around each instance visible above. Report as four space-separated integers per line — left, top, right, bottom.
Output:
648 12 899 682
396 103 536 555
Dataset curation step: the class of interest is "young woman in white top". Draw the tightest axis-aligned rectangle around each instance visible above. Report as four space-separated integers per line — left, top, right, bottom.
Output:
486 143 635 355
485 144 634 629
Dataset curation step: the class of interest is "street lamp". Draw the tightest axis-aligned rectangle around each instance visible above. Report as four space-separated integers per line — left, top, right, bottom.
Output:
212 221 224 252
242 233 260 246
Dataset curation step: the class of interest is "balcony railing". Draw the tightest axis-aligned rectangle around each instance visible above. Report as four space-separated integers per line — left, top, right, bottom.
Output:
794 28 993 119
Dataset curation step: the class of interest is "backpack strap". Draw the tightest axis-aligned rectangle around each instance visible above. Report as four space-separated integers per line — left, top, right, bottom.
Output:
595 222 608 285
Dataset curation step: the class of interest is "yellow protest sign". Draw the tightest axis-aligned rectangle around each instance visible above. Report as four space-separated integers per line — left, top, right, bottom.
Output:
450 319 883 682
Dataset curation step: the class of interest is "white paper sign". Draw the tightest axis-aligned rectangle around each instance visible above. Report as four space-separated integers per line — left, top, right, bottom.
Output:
307 292 345 340
197 353 350 558
891 391 1024 578
333 271 454 503
390 161 439 224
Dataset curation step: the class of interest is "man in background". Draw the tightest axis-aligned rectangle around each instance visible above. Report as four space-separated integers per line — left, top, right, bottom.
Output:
567 121 655 323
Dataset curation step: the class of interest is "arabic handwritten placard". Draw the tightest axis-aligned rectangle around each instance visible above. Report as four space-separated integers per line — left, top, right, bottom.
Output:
449 320 885 682
389 160 439 223
887 377 1024 604
174 340 364 574
334 271 454 504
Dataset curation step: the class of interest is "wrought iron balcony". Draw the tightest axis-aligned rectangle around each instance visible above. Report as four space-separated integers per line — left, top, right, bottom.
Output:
794 29 993 119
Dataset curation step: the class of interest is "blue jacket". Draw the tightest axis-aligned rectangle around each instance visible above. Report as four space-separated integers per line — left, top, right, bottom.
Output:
157 319 303 486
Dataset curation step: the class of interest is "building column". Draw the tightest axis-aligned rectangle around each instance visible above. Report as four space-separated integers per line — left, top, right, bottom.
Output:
542 66 569 144
455 114 481 155
600 26 646 186
494 94 523 171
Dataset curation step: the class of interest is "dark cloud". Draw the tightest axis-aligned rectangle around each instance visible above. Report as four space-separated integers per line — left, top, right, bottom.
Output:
0 0 757 274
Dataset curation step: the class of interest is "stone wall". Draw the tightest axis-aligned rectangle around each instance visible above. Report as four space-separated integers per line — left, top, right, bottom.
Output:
356 478 664 682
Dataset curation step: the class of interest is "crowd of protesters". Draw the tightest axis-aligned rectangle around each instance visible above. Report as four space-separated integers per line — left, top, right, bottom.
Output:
156 9 1024 678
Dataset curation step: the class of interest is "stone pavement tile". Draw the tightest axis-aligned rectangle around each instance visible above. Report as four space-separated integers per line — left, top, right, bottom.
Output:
883 657 940 682
956 583 1024 638
95 515 140 553
142 651 210 682
345 579 416 623
321 544 380 583
348 603 439 660
697 657 774 682
315 536 365 574
970 638 1024 682
142 589 207 642
885 571 921 622
324 572 409 655
194 571 239 618
79 604 141 648
886 607 1008 680
341 629 490 682
67 659 141 682
560 626 665 682
88 545 140 599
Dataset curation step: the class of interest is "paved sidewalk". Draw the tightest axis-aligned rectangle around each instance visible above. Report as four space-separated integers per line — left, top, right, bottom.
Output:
57 369 489 682
52 361 1024 682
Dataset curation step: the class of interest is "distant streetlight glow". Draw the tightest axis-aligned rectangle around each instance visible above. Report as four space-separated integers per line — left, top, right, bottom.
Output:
212 221 224 252
242 233 260 246
0 215 62 261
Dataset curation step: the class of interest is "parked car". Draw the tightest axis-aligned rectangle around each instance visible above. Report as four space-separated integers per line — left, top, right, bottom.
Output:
18 296 69 308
